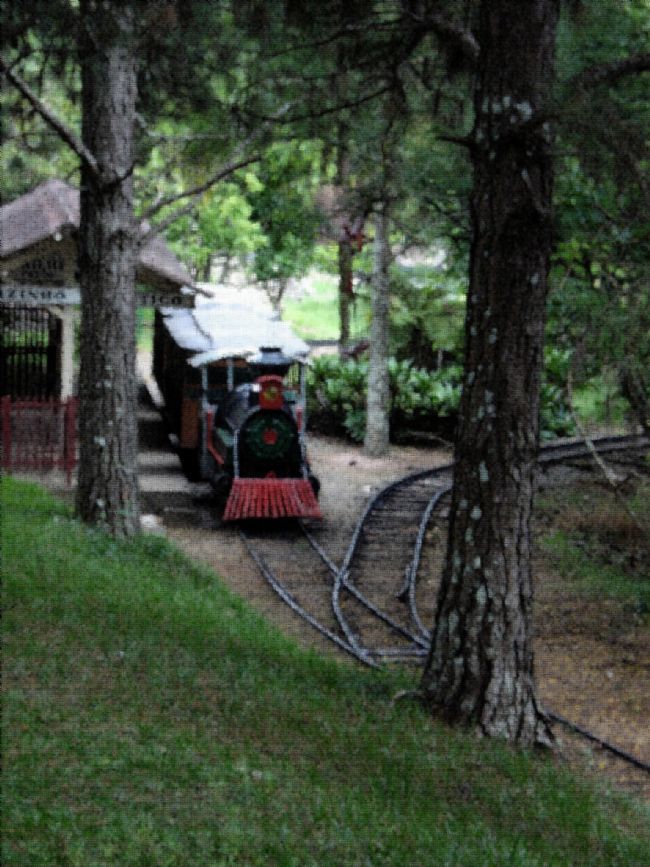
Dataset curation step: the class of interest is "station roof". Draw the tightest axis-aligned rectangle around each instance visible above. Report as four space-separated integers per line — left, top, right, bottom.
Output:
0 179 194 292
159 300 310 367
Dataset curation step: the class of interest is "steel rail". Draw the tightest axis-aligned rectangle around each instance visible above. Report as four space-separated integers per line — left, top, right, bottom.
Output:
400 433 650 644
300 522 428 649
548 712 650 774
538 433 649 465
245 521 650 775
330 463 454 651
337 433 649 599
239 529 379 668
397 485 451 642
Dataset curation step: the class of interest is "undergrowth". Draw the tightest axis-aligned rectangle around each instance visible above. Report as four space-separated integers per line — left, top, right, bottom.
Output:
538 479 650 621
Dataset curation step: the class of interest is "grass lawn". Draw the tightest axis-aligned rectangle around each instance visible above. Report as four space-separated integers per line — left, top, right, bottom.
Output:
3 477 650 866
538 478 650 622
282 275 369 342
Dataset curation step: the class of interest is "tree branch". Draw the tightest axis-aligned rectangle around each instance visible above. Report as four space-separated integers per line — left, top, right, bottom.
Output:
138 153 262 244
241 84 393 125
569 51 650 90
141 154 261 222
259 17 403 61
565 372 646 534
400 4 479 65
0 56 99 178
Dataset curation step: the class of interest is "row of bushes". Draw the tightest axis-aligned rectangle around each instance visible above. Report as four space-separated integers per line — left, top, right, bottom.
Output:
306 354 575 443
307 356 462 443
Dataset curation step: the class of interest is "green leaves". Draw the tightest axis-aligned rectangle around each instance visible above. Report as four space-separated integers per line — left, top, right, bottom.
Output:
307 352 575 443
307 355 462 443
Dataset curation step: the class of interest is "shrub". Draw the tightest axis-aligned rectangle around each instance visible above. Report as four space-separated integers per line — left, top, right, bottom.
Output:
307 355 461 443
307 353 575 444
540 347 576 440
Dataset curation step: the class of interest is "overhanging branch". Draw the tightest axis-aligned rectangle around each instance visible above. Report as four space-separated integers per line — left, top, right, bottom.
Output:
399 3 479 66
569 51 650 90
1 56 99 178
241 84 393 125
138 153 262 243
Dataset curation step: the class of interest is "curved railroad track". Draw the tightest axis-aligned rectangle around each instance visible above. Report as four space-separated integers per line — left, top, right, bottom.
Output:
330 432 650 659
240 432 650 774
242 433 649 668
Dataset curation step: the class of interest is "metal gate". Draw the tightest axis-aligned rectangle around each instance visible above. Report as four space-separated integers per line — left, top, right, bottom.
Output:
1 395 77 484
0 305 62 399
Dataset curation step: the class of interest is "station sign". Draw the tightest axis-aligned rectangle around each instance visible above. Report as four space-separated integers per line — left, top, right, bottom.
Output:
0 285 80 305
0 285 194 308
138 291 195 308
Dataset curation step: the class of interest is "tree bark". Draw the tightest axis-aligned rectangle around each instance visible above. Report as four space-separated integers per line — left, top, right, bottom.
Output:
335 118 353 352
364 202 391 457
420 0 559 746
338 237 353 349
619 363 649 436
75 2 140 537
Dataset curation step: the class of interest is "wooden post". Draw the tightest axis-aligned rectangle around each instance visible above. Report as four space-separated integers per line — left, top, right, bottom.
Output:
1 395 12 471
64 397 77 485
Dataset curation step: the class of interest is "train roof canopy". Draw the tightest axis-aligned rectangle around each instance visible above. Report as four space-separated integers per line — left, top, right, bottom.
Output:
159 301 311 367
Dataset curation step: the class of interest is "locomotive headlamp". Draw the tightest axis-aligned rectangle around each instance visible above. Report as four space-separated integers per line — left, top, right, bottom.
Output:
257 374 284 410
263 384 279 402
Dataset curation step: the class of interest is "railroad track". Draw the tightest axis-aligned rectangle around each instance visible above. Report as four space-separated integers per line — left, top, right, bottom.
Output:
240 432 649 774
242 433 648 668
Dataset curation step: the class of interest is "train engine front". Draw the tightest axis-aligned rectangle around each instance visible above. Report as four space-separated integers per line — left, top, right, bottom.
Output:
208 348 321 521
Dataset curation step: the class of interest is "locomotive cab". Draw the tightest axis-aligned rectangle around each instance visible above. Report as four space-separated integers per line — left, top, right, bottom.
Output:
250 346 292 378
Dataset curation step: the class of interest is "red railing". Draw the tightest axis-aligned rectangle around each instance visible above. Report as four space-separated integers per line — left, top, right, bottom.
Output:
1 395 78 484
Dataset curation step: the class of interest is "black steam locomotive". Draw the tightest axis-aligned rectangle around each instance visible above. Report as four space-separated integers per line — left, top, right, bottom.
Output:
152 300 321 520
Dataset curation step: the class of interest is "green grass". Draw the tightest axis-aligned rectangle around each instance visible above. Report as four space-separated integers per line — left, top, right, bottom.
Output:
3 477 650 866
571 374 629 429
282 275 369 342
543 529 650 618
538 482 650 620
136 308 154 352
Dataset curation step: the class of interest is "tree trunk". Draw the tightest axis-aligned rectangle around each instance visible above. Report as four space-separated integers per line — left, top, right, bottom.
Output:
364 203 391 457
338 238 352 350
75 2 140 537
336 122 352 352
619 363 649 435
420 0 559 746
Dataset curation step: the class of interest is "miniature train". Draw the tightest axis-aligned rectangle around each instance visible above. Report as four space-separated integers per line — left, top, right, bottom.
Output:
152 300 321 521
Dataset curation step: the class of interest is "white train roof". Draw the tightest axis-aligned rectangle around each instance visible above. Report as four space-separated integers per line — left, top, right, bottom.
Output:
159 301 311 367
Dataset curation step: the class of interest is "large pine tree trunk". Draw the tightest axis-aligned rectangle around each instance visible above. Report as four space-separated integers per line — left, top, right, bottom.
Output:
364 203 391 457
420 0 559 746
75 2 140 537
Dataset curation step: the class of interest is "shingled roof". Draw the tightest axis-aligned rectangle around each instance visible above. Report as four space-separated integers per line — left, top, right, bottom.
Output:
0 179 193 291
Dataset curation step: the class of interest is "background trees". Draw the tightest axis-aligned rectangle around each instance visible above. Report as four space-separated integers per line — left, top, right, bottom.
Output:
550 0 650 433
